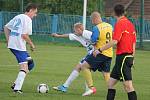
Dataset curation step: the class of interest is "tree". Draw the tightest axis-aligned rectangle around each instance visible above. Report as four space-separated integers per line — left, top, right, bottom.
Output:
0 0 104 16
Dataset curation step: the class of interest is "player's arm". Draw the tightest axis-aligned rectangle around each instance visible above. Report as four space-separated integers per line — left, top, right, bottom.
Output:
91 26 99 46
4 18 14 43
132 32 136 56
93 39 117 57
132 43 136 56
51 33 69 38
101 40 117 51
22 34 35 51
4 26 10 43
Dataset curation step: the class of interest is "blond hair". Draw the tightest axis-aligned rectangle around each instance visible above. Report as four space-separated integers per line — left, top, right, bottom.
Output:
74 22 83 29
91 11 101 19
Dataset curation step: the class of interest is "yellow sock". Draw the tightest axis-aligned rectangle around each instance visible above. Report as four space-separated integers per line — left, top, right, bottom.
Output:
82 68 93 88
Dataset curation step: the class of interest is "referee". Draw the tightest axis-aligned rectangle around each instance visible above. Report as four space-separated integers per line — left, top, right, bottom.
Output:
93 4 137 100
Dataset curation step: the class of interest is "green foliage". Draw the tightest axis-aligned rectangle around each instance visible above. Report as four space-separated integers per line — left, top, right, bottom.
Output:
0 0 20 11
0 0 104 15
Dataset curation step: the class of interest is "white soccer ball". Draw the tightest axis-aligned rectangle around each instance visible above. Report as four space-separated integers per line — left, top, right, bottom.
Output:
37 84 49 93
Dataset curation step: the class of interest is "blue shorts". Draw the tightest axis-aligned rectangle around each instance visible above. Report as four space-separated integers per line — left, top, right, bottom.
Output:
85 54 112 72
10 49 30 64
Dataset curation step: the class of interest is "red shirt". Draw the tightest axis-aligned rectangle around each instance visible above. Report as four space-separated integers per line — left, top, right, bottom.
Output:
113 16 136 55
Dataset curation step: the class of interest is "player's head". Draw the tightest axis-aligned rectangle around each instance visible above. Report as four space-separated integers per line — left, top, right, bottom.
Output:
91 11 102 25
74 23 84 35
114 4 125 17
25 3 38 19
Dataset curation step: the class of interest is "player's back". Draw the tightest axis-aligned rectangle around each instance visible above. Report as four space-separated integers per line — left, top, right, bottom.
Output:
7 14 32 34
5 14 32 51
114 16 136 54
96 22 113 57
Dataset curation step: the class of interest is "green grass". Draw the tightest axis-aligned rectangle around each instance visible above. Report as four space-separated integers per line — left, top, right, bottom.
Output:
0 42 150 100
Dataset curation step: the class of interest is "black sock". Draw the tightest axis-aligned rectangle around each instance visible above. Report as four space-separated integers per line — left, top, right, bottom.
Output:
128 91 137 100
107 89 116 100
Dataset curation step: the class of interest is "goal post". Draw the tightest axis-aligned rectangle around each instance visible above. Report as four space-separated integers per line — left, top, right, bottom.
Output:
83 0 87 30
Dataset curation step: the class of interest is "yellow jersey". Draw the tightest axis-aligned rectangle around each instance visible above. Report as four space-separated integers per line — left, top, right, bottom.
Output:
94 22 113 57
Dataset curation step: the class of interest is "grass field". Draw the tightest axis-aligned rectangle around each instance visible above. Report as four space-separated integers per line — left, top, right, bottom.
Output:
0 42 150 100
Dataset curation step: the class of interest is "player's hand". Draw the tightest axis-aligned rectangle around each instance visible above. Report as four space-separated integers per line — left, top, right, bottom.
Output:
30 44 35 52
93 49 100 57
51 33 59 37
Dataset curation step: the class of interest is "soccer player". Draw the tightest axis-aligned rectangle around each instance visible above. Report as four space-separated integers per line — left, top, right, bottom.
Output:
93 5 137 100
74 11 113 96
4 3 38 93
51 23 96 95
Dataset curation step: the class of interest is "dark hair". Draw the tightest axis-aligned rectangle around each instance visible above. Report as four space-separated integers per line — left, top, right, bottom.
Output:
114 4 125 16
25 3 38 12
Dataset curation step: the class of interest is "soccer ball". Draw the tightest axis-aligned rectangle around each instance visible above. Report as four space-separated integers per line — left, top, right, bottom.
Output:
37 84 49 93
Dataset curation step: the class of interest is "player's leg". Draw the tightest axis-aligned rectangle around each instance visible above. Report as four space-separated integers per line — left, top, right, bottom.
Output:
53 63 94 92
82 54 112 96
107 78 118 100
101 58 112 83
10 49 30 93
53 54 94 93
62 66 93 90
27 56 35 71
123 81 137 100
81 64 94 88
80 55 94 91
13 63 28 93
53 63 81 92
106 56 121 100
12 53 35 88
82 54 113 96
63 64 81 88
80 61 96 96
102 72 110 83
122 56 137 100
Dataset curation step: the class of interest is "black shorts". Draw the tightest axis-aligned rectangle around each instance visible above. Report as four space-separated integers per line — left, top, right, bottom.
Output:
85 54 112 72
110 53 134 81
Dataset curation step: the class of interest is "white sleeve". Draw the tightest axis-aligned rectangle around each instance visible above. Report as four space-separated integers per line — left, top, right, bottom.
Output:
22 17 32 35
82 30 92 40
68 34 78 41
5 18 15 30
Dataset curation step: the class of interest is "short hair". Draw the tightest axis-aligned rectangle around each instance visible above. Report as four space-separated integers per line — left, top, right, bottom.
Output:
91 11 101 19
25 3 38 12
114 4 125 16
74 22 83 28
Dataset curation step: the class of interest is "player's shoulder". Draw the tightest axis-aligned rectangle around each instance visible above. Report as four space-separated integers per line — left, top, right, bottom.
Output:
68 33 77 38
68 33 75 37
17 14 31 21
92 25 99 32
82 30 92 40
83 30 92 34
102 22 112 28
68 33 79 41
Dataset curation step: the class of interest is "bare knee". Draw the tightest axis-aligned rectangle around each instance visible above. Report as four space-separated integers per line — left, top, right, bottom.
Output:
74 64 82 72
123 81 135 92
103 72 110 83
20 63 29 73
75 61 90 71
108 78 118 89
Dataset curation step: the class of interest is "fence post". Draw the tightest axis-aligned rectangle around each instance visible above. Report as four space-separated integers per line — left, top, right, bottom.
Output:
0 12 2 32
52 14 58 33
139 0 144 48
